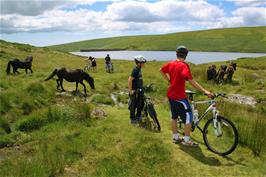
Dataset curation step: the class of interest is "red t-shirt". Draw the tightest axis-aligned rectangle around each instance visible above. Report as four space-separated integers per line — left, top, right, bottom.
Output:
161 60 193 100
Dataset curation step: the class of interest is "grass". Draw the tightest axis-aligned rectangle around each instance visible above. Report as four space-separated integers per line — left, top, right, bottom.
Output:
0 40 266 176
49 26 266 53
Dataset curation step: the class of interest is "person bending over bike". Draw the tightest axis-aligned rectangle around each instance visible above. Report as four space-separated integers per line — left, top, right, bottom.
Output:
160 46 214 146
90 56 97 71
105 54 112 72
128 55 147 124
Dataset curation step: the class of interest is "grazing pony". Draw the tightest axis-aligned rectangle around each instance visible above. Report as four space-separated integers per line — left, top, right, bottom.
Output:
207 65 217 81
225 62 237 83
6 56 33 74
44 68 95 95
216 65 227 84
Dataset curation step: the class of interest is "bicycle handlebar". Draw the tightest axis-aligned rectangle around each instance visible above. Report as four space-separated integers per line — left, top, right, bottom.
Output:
208 93 226 100
214 93 226 98
204 93 226 99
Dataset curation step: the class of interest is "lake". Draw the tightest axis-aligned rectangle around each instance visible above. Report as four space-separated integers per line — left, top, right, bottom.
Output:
71 51 266 64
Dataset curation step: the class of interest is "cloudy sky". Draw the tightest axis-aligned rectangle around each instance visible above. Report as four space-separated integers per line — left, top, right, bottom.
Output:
0 0 265 46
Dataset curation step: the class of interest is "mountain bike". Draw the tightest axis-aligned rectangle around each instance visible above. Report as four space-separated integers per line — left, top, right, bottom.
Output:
179 90 238 156
133 89 161 132
84 62 92 72
105 62 114 73
141 93 161 131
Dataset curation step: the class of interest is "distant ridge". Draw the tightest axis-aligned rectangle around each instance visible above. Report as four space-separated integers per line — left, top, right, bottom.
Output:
49 26 266 53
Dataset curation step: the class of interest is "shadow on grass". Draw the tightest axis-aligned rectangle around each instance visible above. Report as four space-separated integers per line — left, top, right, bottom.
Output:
178 143 247 167
222 156 247 166
179 145 221 166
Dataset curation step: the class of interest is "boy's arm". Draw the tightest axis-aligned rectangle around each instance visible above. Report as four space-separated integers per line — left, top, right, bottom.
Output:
128 76 135 95
188 79 213 98
160 69 170 83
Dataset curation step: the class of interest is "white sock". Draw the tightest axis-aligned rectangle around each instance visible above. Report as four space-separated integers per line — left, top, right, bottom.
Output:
173 133 179 140
184 136 190 142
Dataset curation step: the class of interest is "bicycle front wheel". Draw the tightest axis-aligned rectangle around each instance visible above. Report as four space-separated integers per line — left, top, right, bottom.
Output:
203 116 238 156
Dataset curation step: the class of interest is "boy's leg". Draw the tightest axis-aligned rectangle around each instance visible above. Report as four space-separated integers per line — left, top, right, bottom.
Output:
184 124 192 137
178 99 198 146
172 119 178 134
136 92 144 121
169 100 181 142
129 94 137 123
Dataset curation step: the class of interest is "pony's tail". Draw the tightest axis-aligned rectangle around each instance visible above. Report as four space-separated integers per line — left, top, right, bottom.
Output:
6 61 11 74
44 69 57 81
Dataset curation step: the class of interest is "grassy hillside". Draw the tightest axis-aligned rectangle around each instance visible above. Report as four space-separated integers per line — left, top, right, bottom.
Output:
0 40 266 177
49 26 266 53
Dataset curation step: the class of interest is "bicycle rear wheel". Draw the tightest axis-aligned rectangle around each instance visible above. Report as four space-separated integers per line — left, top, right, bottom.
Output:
147 103 161 131
203 116 238 156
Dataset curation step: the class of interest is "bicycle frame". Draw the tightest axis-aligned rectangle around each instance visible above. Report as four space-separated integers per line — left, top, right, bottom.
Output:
190 99 222 136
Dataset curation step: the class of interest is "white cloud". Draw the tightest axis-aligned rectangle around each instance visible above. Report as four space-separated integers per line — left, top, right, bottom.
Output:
105 0 224 22
0 0 265 35
226 0 266 7
0 0 102 16
221 7 266 27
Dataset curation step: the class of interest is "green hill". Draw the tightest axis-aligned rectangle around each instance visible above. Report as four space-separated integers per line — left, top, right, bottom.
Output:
49 26 266 53
0 40 266 176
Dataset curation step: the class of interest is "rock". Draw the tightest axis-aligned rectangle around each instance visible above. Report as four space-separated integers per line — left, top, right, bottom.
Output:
250 73 260 80
226 94 257 107
91 108 107 118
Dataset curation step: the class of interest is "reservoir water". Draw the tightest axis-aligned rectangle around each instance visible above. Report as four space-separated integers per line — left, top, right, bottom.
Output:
72 51 266 64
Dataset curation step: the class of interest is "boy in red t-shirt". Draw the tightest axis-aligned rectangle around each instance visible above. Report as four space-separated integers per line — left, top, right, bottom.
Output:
160 46 213 146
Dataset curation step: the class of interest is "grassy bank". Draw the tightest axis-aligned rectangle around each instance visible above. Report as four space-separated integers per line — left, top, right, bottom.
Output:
49 26 266 53
0 40 266 176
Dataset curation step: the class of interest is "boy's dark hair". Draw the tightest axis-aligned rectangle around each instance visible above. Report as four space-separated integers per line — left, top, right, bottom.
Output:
176 46 188 59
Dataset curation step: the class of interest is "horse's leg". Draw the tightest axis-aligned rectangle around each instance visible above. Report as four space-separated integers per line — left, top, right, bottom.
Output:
229 74 233 83
14 66 20 74
15 69 20 74
29 68 33 73
56 79 60 90
80 81 87 96
60 79 66 92
13 67 16 74
76 82 78 92
25 68 28 74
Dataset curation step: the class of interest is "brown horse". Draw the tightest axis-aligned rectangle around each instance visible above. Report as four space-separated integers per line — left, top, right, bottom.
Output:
216 65 227 84
225 62 237 83
44 68 95 95
6 56 33 74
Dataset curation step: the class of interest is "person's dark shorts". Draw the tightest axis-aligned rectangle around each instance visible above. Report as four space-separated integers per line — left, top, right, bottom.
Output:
169 99 193 124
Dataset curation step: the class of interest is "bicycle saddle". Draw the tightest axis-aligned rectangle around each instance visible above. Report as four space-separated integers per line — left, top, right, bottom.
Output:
185 90 196 95
186 90 196 101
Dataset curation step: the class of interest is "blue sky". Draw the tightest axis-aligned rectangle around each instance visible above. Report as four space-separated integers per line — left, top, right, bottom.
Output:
1 0 265 46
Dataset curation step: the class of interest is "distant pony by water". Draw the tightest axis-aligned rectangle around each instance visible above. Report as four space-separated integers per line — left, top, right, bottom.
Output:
207 65 217 81
225 62 237 83
44 68 95 96
6 56 33 74
216 65 227 84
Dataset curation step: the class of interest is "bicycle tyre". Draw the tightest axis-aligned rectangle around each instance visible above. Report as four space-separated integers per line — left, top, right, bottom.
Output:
147 103 161 131
203 116 238 156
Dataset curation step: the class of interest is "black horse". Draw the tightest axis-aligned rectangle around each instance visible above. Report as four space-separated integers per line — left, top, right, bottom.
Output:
207 65 217 81
44 68 95 95
6 56 33 74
